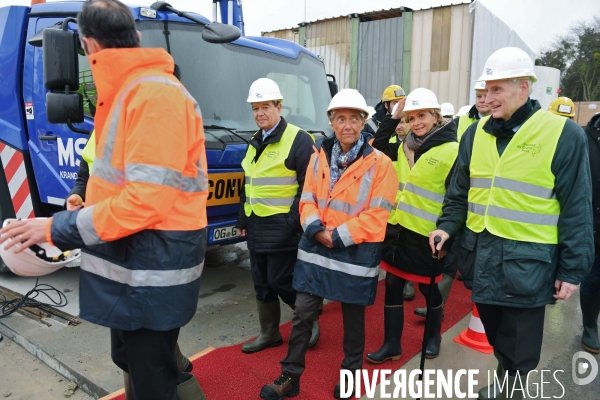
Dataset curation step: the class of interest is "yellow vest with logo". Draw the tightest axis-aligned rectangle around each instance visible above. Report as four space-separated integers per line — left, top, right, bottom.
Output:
466 110 566 244
242 123 302 217
82 129 96 170
395 141 459 236
457 114 477 142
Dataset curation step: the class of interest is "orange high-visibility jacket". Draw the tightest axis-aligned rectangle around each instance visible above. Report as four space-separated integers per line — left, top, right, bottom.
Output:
48 48 208 331
293 137 397 306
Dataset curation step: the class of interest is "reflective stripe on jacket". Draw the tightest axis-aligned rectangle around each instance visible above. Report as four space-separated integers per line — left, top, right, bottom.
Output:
395 141 458 236
457 114 476 141
48 48 208 331
293 137 397 306
466 110 565 244
242 123 302 217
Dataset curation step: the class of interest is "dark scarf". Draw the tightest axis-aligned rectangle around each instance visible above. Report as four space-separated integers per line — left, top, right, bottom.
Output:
404 119 448 152
488 98 534 138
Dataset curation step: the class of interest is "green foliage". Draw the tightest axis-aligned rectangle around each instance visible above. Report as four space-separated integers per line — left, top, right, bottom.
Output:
536 16 600 101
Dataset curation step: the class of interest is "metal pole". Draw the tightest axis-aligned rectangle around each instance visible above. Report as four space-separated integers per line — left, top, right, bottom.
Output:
416 235 441 400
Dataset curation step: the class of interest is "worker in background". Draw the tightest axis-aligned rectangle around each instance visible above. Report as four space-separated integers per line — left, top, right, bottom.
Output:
580 112 600 354
548 96 576 120
367 88 458 364
0 1 210 399
260 89 396 400
363 85 406 135
430 47 593 400
236 78 319 354
441 102 455 119
455 80 492 141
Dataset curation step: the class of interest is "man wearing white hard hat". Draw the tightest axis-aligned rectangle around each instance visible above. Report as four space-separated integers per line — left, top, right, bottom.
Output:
440 102 455 119
260 89 396 399
455 80 492 141
236 78 318 354
430 47 593 399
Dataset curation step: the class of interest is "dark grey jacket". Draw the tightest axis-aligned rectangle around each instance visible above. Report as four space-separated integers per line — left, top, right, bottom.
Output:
585 113 600 256
437 103 594 307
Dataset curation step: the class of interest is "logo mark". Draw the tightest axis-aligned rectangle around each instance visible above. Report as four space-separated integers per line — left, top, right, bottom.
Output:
411 100 420 106
572 351 598 385
486 68 494 75
255 92 263 98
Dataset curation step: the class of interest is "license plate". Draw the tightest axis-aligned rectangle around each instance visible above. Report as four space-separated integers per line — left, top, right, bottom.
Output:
210 225 239 242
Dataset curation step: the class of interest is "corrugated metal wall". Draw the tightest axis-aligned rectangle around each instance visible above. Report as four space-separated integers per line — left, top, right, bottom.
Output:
356 17 404 106
262 29 299 44
304 18 353 90
409 3 473 111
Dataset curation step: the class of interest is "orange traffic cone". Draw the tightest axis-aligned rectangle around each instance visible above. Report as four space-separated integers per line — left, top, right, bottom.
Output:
453 304 493 354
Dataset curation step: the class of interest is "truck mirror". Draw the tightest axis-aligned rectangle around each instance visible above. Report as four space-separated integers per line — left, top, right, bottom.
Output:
46 93 84 124
326 74 338 97
202 22 241 44
43 28 79 91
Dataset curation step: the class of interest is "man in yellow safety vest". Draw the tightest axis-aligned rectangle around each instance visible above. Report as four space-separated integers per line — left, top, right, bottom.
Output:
430 47 593 400
236 78 319 354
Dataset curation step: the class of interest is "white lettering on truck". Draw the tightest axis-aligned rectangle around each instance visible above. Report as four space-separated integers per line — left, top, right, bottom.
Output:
58 138 87 167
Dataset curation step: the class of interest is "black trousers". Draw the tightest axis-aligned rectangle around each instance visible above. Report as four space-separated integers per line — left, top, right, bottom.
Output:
250 250 297 305
476 303 545 376
281 292 365 379
110 327 191 400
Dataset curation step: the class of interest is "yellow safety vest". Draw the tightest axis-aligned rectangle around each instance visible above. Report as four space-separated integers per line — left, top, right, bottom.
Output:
395 141 459 236
242 123 302 217
466 110 566 244
82 129 96 170
457 114 476 142
387 134 400 224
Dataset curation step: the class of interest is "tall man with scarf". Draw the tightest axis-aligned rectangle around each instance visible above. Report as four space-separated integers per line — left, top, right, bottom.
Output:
260 89 397 399
430 47 593 400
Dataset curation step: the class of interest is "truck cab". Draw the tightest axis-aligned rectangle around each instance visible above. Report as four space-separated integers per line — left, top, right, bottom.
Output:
0 1 333 256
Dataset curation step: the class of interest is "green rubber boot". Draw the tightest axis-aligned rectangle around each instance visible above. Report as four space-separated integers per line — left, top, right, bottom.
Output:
177 376 207 400
478 351 504 399
415 274 454 318
242 300 282 353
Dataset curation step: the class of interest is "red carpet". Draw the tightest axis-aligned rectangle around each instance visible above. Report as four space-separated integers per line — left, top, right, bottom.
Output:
109 278 473 400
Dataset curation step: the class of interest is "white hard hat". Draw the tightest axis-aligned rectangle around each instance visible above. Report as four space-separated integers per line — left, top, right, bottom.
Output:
456 105 471 116
366 106 376 119
440 102 455 117
247 78 283 103
474 80 486 91
0 219 81 277
403 88 440 113
326 89 369 115
478 47 537 82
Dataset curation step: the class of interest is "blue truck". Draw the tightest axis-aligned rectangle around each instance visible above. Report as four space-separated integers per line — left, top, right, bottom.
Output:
0 0 335 270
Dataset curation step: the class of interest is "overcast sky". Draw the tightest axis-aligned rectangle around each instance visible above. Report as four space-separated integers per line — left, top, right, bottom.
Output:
3 0 599 53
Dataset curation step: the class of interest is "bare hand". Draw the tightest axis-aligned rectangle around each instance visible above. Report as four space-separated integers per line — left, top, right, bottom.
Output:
0 218 50 253
236 228 247 237
66 194 84 210
315 229 333 248
429 229 450 254
553 280 578 301
438 249 447 259
392 98 406 119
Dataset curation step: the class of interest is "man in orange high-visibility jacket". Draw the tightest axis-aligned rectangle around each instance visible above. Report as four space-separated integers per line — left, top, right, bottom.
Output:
0 1 208 399
260 89 397 399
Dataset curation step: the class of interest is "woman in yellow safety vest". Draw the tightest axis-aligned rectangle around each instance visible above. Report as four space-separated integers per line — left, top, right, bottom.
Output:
367 88 459 363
